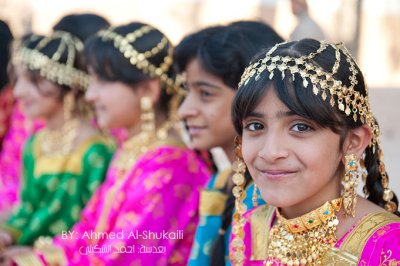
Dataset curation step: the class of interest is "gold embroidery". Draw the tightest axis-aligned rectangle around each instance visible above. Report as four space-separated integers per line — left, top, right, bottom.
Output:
380 249 400 266
199 190 227 216
321 247 358 265
340 212 400 257
214 168 232 189
143 169 172 190
33 135 109 177
249 205 276 260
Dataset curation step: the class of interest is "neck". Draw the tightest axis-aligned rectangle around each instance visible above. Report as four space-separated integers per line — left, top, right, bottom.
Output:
126 109 169 140
280 176 341 219
45 107 67 130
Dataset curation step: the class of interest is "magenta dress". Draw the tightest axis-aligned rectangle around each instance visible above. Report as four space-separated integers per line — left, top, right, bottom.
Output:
231 205 400 265
14 143 211 266
0 102 44 214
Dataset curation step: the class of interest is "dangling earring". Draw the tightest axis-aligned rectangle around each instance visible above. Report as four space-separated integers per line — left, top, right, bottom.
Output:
342 154 360 217
63 93 75 122
230 136 247 266
140 97 155 136
360 157 369 197
252 183 259 207
378 149 397 213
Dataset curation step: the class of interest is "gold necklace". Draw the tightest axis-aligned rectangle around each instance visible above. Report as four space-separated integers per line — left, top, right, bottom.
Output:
113 121 173 179
265 198 342 266
38 118 80 156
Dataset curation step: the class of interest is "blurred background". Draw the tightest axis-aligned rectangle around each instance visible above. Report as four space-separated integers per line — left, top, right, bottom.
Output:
1 0 399 192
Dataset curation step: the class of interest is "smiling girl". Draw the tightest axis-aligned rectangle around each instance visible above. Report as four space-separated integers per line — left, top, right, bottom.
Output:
230 39 400 265
5 22 210 266
0 31 113 248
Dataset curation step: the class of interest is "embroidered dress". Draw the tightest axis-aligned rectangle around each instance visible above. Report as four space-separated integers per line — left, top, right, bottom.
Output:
189 169 264 266
233 205 400 265
0 132 113 245
14 140 210 266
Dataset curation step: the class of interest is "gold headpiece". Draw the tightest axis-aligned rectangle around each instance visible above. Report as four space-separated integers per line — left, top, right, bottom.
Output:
239 41 380 152
12 31 89 91
97 25 182 95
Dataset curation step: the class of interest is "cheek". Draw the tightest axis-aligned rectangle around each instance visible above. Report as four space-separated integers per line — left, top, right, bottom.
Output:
241 136 258 167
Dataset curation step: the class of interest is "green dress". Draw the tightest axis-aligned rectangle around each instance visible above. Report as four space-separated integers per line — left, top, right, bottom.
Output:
0 132 114 245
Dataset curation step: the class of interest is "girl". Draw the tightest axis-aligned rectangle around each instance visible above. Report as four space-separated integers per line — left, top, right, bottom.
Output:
175 21 283 266
8 22 210 265
0 31 113 247
230 39 400 265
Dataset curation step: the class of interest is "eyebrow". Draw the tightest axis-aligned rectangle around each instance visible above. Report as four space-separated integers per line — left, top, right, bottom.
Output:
190 80 222 90
246 110 297 119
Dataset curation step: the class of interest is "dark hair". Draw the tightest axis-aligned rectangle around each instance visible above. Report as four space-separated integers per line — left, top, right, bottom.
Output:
53 13 110 42
232 38 399 216
175 21 284 90
175 21 284 265
0 20 13 90
84 22 177 114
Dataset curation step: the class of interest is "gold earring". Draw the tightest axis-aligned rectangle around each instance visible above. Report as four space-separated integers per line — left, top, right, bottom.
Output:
378 149 397 213
342 154 360 217
230 136 247 266
140 97 155 136
63 93 75 121
252 183 259 207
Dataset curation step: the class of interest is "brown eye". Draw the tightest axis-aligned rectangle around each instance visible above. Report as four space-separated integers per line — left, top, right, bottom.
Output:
291 123 311 132
245 122 264 131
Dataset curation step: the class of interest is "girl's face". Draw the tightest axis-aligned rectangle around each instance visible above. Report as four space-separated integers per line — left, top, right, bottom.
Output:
13 65 63 119
85 73 141 130
241 88 343 211
177 58 237 151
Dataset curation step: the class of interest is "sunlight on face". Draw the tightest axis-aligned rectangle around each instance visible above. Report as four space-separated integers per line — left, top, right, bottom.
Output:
241 89 343 209
177 59 236 151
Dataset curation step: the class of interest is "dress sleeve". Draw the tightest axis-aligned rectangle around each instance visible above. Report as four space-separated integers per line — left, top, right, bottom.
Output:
80 142 114 204
22 147 208 266
1 136 36 243
99 148 208 266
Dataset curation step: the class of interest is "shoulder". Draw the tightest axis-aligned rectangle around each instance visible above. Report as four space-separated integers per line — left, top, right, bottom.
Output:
340 211 400 261
242 205 276 261
140 145 209 174
358 212 400 264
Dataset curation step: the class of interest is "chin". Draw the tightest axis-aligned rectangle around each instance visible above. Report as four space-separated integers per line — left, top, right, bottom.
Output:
259 191 288 208
190 139 210 151
97 119 112 129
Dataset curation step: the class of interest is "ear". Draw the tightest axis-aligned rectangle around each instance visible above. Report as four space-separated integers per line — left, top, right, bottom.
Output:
342 125 372 159
136 79 162 105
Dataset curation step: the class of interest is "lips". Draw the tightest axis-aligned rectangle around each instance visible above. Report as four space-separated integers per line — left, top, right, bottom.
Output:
259 169 297 181
186 125 206 137
94 105 106 113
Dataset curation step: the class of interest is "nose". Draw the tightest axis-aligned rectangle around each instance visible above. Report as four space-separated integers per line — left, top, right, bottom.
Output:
256 127 289 162
85 82 98 103
13 78 29 99
177 92 199 120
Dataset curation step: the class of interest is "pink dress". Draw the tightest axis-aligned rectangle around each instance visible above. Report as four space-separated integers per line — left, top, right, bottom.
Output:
13 143 211 265
0 102 43 214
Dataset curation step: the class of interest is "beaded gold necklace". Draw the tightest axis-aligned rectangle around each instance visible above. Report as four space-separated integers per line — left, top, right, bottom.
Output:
113 121 173 179
265 198 342 266
38 118 80 156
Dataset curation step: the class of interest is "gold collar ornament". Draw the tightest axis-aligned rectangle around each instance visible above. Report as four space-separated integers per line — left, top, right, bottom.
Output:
37 118 80 156
265 198 343 266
